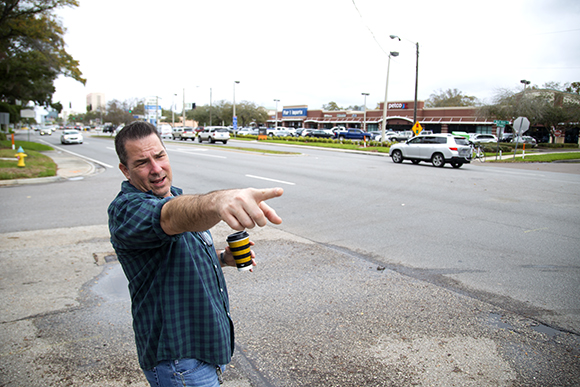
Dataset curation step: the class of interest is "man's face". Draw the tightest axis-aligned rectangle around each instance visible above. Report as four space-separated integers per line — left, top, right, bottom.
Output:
119 133 173 197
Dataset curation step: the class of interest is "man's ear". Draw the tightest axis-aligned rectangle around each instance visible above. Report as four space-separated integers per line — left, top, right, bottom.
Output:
119 163 131 180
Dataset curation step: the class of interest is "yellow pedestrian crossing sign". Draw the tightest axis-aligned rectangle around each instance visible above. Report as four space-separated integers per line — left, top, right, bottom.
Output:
412 122 423 136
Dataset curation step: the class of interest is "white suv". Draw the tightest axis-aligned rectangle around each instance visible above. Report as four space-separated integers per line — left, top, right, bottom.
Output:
389 134 471 168
198 126 230 144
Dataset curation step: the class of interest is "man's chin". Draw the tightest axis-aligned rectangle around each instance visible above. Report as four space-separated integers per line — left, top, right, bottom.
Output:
150 180 171 197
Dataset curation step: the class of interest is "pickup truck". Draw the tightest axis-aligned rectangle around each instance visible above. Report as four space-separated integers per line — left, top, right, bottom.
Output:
388 130 414 142
334 129 373 141
266 127 292 137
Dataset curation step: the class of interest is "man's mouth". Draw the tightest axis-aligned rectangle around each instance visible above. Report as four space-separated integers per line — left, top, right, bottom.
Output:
151 176 166 186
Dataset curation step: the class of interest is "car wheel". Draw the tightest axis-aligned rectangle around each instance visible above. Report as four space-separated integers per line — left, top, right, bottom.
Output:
210 138 215 144
431 153 445 167
411 160 420 165
339 136 345 141
223 140 227 144
391 150 403 163
451 163 463 168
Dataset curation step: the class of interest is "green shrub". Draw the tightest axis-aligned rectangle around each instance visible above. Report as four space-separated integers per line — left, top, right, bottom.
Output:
482 143 511 153
538 143 579 149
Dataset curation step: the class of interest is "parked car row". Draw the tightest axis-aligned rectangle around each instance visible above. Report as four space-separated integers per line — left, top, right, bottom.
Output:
500 133 537 146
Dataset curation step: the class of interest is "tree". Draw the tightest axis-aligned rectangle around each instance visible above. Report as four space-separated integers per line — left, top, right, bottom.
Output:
425 88 479 108
565 82 580 95
104 100 135 126
323 102 343 111
0 0 85 107
479 84 580 143
235 101 268 127
188 100 268 127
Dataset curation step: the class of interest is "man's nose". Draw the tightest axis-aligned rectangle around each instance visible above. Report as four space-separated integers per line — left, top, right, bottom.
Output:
150 159 163 174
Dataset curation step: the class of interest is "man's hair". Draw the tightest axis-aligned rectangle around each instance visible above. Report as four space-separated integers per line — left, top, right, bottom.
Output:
115 121 163 166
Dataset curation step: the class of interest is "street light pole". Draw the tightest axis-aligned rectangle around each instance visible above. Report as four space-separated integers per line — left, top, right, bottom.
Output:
519 79 531 114
361 93 369 132
273 99 280 128
391 35 419 125
182 88 185 127
172 93 176 127
381 51 399 142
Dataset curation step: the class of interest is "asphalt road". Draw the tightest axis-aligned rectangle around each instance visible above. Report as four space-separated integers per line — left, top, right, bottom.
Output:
5 132 580 334
1 131 579 386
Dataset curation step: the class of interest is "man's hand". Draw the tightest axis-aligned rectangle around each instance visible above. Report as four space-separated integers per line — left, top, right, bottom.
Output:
220 241 257 271
218 187 283 231
161 187 283 235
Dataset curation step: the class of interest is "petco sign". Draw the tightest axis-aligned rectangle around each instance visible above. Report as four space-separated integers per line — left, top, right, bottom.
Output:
388 103 406 109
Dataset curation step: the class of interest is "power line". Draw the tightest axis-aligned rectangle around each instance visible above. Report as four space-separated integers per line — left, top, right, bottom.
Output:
351 0 388 56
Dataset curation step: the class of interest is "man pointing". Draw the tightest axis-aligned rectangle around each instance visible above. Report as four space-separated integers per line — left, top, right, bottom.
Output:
108 121 283 386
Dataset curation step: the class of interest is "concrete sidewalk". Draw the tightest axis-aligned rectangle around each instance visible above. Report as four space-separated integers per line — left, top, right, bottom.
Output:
1 224 579 386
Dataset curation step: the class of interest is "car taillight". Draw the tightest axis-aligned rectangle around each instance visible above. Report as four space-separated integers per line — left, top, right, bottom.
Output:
449 147 458 151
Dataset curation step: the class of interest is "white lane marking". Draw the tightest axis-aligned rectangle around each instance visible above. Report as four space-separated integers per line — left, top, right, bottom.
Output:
245 174 296 186
169 147 210 153
40 140 114 168
166 146 225 158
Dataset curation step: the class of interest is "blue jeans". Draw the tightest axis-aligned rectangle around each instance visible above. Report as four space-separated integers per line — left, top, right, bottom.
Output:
143 359 225 387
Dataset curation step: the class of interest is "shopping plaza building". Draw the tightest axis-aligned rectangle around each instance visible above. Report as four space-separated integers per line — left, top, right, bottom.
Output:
269 93 580 143
269 100 496 135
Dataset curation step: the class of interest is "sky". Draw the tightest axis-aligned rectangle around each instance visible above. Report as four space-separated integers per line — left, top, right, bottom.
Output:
52 0 580 114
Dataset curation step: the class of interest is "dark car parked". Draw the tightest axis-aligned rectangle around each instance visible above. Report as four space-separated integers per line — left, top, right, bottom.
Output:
306 130 334 138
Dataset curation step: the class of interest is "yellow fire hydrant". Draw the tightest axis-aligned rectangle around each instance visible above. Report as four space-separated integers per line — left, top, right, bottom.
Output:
15 146 27 168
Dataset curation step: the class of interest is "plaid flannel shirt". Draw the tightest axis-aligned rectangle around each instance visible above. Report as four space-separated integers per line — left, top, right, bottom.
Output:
108 181 234 370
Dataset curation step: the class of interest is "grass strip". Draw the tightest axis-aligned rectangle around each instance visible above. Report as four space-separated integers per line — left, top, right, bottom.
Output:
489 152 580 163
0 141 56 180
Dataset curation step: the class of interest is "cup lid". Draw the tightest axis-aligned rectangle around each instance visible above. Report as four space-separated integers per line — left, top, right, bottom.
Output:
227 230 249 241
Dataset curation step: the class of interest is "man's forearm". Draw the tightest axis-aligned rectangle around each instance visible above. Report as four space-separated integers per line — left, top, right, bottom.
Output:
160 191 224 235
161 187 284 235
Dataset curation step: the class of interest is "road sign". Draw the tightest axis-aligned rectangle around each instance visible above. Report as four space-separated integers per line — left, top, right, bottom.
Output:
411 121 423 136
513 117 530 135
233 116 238 131
20 109 35 118
494 120 509 127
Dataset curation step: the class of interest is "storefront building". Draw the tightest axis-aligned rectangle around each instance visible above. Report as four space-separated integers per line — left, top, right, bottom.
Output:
270 101 498 136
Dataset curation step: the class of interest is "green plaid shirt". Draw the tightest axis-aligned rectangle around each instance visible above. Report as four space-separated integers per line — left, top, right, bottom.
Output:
108 181 234 370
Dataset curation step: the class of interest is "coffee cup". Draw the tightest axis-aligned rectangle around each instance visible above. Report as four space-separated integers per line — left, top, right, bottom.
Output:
226 231 252 271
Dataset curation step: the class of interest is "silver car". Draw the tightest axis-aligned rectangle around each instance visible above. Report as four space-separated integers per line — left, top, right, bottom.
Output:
389 134 471 168
60 129 83 144
198 126 230 144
